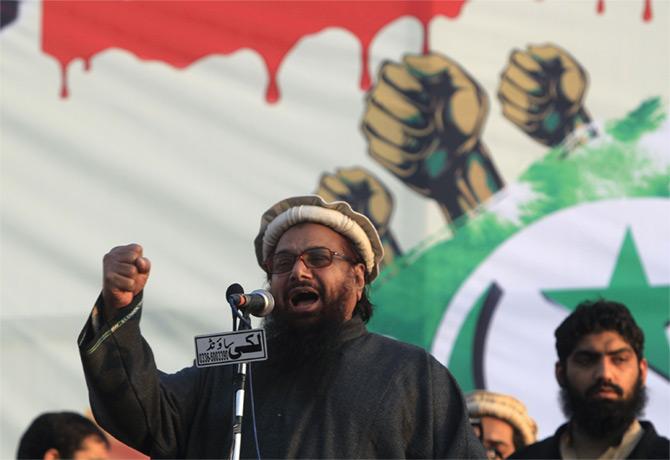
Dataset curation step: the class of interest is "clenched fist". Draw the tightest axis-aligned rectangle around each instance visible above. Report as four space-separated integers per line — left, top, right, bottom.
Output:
315 167 401 265
362 52 503 223
498 43 590 146
102 244 151 312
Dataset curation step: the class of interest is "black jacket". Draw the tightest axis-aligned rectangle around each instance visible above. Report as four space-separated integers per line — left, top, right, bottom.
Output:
78 293 486 459
511 421 669 459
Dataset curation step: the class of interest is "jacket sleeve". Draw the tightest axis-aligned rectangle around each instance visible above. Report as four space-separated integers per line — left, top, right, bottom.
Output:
78 291 200 458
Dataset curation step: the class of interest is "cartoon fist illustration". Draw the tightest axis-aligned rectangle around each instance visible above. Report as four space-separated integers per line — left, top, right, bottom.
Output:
315 167 401 265
362 52 503 223
498 43 591 147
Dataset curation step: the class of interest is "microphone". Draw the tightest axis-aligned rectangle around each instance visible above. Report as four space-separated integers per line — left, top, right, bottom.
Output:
227 286 275 317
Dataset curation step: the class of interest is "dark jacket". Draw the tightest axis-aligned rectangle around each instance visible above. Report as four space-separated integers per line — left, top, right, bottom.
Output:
510 421 669 459
78 292 486 459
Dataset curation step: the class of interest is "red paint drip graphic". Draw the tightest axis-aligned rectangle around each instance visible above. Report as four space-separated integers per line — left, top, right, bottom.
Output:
596 0 654 21
643 0 653 22
41 1 468 102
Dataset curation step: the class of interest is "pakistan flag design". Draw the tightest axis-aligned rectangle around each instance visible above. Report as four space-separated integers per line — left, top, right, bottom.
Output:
368 98 670 436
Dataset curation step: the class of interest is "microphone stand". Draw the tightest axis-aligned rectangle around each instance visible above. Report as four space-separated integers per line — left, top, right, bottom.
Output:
228 305 251 460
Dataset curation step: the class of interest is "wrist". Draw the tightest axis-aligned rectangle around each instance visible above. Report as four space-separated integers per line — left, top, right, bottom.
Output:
99 291 143 325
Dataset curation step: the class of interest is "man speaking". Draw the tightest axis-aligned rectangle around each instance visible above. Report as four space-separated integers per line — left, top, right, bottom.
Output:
78 195 485 459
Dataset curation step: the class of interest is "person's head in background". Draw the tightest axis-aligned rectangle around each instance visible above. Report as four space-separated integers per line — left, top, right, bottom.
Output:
16 412 109 460
467 390 538 459
554 298 648 442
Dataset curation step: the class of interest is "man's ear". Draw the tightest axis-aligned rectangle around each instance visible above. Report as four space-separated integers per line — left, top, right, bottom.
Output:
353 263 366 300
639 358 648 384
43 448 60 460
555 361 566 388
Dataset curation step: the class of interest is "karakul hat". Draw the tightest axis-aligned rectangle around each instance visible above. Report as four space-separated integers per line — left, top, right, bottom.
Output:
255 195 384 281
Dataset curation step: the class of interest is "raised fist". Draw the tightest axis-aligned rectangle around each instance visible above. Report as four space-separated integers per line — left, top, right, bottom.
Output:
102 243 151 311
362 52 503 223
315 167 401 265
498 43 591 146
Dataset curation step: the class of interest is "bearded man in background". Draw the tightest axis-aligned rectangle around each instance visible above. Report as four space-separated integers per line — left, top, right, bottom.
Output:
511 299 669 459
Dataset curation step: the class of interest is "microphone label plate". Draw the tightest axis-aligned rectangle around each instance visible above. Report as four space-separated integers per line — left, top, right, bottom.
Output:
194 328 267 368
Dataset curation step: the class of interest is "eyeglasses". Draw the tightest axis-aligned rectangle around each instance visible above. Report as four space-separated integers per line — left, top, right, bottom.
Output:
485 446 504 460
265 247 358 274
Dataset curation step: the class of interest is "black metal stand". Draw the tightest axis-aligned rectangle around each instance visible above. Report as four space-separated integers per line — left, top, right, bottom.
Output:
228 307 251 460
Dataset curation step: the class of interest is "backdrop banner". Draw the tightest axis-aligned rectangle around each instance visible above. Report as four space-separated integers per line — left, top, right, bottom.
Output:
1 1 668 456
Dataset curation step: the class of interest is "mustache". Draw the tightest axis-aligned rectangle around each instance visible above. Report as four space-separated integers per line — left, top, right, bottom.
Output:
282 281 322 301
586 380 624 398
287 280 318 290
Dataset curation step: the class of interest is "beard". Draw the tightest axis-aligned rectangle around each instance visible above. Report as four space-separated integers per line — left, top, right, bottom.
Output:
262 279 353 370
560 374 647 444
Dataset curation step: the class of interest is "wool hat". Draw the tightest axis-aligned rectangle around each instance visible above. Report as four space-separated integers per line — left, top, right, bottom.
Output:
254 195 384 281
466 390 538 446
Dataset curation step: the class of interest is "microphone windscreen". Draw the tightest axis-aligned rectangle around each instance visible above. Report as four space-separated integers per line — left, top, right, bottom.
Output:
226 283 244 300
250 289 275 317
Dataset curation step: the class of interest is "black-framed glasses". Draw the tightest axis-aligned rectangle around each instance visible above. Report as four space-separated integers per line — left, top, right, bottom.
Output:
265 247 358 274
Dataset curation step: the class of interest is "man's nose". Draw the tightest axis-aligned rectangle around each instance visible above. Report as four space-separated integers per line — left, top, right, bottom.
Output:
289 256 312 280
595 357 615 380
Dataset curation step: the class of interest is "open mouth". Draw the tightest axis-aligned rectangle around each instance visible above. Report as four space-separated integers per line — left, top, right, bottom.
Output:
289 287 320 311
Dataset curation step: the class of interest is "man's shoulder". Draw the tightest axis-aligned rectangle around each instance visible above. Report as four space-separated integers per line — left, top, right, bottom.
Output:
634 420 670 459
347 331 450 378
355 332 461 389
360 331 434 359
511 421 670 460
509 436 561 459
509 424 566 459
